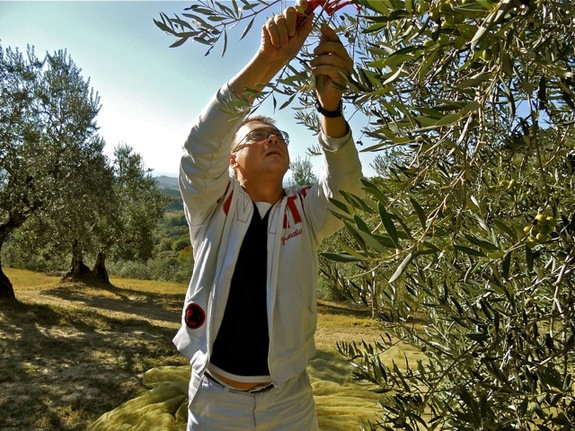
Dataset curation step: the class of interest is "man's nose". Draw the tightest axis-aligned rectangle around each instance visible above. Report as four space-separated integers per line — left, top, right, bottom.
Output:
266 134 281 146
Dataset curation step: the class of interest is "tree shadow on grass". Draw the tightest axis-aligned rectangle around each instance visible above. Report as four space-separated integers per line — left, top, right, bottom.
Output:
317 300 371 318
0 297 186 431
42 282 184 326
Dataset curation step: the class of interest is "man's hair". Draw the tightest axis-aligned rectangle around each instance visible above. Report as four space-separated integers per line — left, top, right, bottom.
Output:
240 114 276 128
231 115 277 153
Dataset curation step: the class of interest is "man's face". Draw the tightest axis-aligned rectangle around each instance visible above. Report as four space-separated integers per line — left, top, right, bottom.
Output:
230 121 290 179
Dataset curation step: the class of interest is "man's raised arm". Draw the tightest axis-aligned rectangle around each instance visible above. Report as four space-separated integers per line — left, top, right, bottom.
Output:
228 5 313 101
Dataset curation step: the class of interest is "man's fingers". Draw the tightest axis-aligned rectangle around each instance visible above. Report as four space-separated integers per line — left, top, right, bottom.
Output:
285 6 298 36
266 7 306 48
310 51 353 73
314 24 353 75
312 63 350 82
265 19 278 47
314 41 348 58
319 23 340 42
311 52 350 70
274 14 290 47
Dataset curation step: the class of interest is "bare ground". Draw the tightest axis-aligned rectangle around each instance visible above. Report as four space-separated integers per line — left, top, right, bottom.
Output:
0 268 384 431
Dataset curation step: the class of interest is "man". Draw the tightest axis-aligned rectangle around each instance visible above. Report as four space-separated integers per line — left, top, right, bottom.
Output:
174 2 363 430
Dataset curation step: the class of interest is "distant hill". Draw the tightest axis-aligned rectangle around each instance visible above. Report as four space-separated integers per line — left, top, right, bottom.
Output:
155 175 182 211
155 175 179 190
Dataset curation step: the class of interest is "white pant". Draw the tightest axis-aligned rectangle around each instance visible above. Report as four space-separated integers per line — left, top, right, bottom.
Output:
187 371 318 431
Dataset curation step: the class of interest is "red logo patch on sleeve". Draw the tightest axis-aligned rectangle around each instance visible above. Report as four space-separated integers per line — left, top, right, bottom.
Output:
185 303 206 329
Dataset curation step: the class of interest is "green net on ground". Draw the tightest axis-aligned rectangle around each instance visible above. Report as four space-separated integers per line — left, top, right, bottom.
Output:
87 366 190 431
87 353 381 430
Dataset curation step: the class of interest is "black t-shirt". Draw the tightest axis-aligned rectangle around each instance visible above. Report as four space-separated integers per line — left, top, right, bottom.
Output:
210 203 270 376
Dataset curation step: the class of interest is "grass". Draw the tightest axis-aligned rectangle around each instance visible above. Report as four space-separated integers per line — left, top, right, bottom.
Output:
0 268 416 431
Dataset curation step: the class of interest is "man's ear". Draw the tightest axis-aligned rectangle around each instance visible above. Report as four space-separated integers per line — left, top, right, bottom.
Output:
229 153 238 168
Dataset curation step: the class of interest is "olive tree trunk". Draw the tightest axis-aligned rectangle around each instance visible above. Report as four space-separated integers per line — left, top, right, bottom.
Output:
0 256 16 301
64 239 91 281
0 210 26 301
92 251 110 284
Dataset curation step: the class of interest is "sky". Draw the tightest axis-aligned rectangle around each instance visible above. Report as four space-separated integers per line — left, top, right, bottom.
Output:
0 1 377 178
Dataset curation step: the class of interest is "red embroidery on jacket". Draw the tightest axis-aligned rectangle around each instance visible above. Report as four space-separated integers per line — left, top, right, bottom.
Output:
299 186 311 198
281 228 303 246
216 181 233 215
286 196 302 225
223 193 233 215
217 181 231 204
282 186 311 229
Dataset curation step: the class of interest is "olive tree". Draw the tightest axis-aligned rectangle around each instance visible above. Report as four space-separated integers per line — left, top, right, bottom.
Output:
6 143 169 284
103 144 169 271
0 46 101 300
289 155 318 186
156 0 575 428
1 44 169 291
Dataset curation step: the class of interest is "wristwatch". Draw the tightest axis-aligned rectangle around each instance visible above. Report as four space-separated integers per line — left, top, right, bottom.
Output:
316 99 343 118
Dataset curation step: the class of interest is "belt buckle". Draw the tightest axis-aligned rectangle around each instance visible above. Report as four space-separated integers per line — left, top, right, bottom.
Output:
247 382 274 393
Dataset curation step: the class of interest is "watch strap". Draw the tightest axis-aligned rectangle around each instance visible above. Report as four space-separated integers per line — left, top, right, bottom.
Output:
316 99 343 118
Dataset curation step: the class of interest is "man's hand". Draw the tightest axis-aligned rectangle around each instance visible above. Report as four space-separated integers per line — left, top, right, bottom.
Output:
259 5 314 67
228 5 312 101
311 24 353 112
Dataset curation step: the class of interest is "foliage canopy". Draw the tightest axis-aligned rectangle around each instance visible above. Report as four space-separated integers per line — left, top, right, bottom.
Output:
157 0 575 428
0 45 168 298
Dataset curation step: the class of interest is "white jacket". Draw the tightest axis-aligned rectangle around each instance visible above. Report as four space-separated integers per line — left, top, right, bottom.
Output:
174 85 363 401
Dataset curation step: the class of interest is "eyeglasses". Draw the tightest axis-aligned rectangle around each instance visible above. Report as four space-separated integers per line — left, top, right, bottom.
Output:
234 128 290 151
